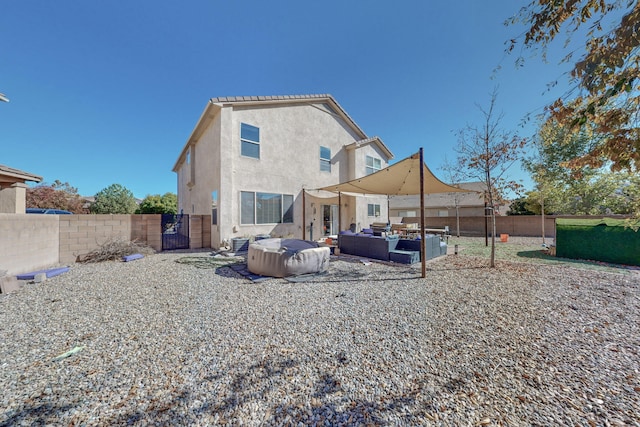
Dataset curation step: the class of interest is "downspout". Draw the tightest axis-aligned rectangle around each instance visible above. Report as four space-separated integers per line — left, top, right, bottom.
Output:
302 189 306 240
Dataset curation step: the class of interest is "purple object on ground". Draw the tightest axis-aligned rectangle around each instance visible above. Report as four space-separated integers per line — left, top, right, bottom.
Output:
123 253 144 262
16 267 70 280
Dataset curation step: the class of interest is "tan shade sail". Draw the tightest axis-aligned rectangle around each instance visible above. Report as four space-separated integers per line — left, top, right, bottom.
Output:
317 152 469 195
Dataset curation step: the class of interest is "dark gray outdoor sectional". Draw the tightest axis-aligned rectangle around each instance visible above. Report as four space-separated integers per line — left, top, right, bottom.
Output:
337 232 445 263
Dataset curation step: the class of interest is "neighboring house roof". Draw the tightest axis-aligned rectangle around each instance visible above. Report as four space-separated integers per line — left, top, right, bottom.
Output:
0 164 42 184
173 94 393 171
389 181 487 209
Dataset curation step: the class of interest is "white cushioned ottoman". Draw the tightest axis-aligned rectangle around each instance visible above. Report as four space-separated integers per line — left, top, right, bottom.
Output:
247 238 330 278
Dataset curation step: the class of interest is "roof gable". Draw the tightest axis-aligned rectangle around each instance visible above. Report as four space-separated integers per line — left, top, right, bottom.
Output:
209 94 368 138
174 94 394 170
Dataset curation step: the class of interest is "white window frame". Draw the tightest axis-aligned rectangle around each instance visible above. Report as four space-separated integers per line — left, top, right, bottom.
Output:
240 123 260 159
367 203 381 217
240 191 294 224
320 146 331 172
366 155 382 175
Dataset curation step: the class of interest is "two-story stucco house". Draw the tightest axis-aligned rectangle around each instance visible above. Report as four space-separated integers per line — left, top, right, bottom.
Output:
173 94 393 249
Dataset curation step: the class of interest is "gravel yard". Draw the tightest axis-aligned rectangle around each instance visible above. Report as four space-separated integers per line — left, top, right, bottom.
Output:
1 240 639 426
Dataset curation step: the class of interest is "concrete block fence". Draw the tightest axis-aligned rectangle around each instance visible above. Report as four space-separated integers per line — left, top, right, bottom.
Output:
0 214 211 277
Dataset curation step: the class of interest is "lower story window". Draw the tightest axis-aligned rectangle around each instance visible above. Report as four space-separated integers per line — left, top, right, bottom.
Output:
241 191 294 224
367 203 381 217
212 190 218 225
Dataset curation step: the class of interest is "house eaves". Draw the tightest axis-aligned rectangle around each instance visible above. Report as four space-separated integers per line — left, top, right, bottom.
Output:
172 102 222 172
0 164 42 184
344 136 394 161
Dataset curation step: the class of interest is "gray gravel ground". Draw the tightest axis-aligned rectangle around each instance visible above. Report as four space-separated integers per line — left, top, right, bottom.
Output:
1 244 639 426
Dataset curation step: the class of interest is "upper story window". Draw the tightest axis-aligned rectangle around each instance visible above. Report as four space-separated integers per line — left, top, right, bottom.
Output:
366 155 381 175
320 146 331 172
241 123 260 159
187 146 195 187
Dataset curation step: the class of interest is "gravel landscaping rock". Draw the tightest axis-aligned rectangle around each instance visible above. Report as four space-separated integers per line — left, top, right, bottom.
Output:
1 247 639 426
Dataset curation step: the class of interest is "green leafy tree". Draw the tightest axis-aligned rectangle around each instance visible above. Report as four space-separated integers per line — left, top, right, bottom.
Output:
90 184 137 214
137 193 177 214
455 89 526 267
26 180 84 213
507 197 536 215
523 118 597 240
524 118 640 216
563 171 640 214
507 1 640 173
522 191 545 215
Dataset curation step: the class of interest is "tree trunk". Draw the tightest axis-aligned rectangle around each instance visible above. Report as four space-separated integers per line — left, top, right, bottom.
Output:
490 210 496 268
541 196 546 245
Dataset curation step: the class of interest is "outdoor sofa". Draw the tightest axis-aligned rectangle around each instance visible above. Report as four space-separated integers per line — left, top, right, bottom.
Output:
338 231 445 263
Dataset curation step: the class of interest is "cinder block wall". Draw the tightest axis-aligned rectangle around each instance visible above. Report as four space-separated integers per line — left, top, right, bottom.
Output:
132 215 162 251
399 216 556 237
190 216 202 249
0 213 60 276
185 215 211 249
0 213 214 278
201 215 211 249
398 215 629 238
59 215 134 263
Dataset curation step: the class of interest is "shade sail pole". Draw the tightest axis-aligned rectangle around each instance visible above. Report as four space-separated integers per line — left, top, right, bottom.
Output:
338 192 342 234
419 147 426 278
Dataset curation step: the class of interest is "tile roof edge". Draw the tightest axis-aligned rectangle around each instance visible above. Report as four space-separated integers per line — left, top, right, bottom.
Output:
209 94 332 103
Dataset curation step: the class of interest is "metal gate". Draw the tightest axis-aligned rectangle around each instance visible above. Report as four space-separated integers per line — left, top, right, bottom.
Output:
161 214 189 250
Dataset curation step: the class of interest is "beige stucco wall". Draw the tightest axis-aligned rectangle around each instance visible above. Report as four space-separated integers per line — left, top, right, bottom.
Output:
0 213 59 276
177 109 225 247
228 103 361 241
198 112 222 246
346 143 390 231
176 100 392 248
0 183 27 214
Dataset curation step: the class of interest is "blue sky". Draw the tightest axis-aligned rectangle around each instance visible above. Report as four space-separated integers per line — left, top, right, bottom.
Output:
1 1 575 199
